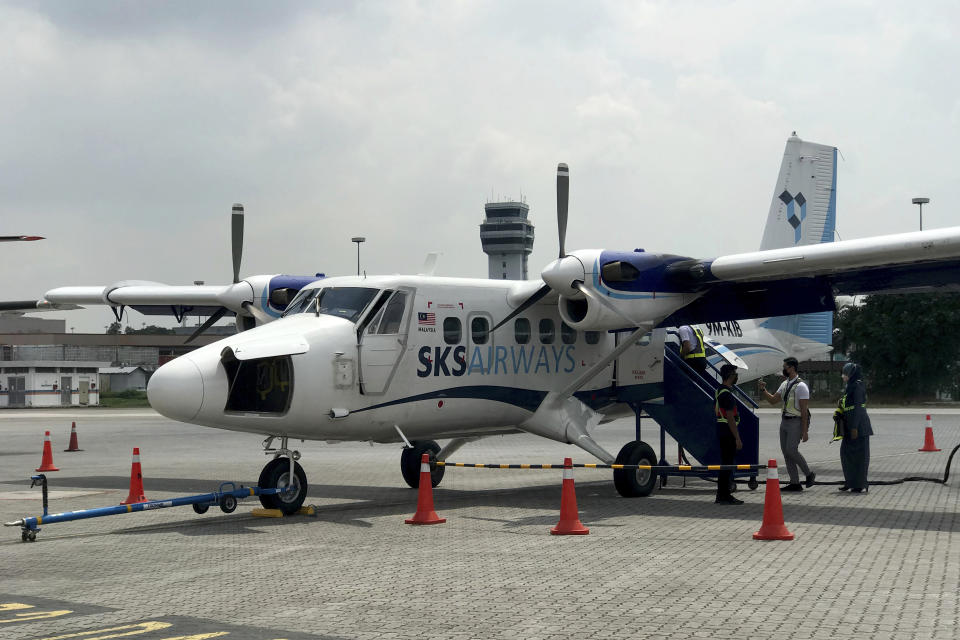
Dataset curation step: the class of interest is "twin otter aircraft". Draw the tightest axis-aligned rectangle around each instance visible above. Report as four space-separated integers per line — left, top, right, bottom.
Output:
46 134 960 514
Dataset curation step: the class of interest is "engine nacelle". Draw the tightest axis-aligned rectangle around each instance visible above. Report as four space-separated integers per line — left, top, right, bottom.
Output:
552 249 703 331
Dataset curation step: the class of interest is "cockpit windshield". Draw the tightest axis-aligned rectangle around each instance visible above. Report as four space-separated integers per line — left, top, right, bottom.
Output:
281 286 378 323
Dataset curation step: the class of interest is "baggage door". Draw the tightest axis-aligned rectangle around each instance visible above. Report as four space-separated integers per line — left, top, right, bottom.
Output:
359 289 412 395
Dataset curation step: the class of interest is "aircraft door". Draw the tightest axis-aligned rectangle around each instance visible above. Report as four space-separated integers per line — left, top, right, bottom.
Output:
359 289 412 395
60 376 72 405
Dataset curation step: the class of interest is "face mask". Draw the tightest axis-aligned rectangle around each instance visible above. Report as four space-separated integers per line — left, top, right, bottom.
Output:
732 375 739 384
782 368 789 377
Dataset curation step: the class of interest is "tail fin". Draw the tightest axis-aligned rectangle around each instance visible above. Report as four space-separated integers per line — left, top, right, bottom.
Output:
759 133 837 347
759 132 837 251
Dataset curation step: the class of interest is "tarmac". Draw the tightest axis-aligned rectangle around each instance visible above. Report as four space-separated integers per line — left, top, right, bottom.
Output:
0 407 957 639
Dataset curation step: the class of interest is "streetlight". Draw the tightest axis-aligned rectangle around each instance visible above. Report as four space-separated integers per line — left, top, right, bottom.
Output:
351 236 366 276
912 197 930 231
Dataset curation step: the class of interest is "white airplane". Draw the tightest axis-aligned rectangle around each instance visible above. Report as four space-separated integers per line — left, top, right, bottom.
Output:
45 134 960 514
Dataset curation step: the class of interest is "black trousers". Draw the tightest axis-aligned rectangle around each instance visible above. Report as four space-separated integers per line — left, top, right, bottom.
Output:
715 422 737 499
687 357 707 374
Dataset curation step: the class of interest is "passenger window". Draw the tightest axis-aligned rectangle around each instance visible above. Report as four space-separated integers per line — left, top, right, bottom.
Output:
514 318 531 344
376 291 407 334
585 331 601 345
443 317 462 344
539 318 555 344
471 316 490 345
561 322 577 345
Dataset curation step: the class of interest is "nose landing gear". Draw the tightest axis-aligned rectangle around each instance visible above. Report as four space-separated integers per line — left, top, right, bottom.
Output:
259 436 308 515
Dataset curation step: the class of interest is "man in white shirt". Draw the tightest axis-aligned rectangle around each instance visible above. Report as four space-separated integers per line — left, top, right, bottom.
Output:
758 357 815 491
678 325 707 374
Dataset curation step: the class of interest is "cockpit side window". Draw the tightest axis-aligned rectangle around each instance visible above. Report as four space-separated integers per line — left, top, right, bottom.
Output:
376 291 407 334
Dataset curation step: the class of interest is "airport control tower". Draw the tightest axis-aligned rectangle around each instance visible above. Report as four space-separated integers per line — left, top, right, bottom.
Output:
479 200 535 280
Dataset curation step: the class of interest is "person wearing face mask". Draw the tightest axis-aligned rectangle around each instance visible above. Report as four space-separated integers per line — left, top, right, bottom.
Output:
836 362 872 493
757 357 815 492
714 364 744 504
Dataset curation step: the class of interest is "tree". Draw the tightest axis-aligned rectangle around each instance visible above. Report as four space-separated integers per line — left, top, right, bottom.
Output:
106 321 122 334
124 325 176 335
834 293 960 399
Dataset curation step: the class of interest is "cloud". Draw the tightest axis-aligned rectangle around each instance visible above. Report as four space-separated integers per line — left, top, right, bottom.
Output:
1 0 958 332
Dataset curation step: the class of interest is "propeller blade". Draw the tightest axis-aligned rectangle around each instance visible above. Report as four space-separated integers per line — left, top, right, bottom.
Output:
241 300 273 325
490 283 551 333
556 163 569 258
231 204 244 284
185 307 228 344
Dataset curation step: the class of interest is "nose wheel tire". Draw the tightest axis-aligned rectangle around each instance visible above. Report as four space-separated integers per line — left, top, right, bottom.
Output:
613 440 658 497
400 440 444 488
258 457 308 515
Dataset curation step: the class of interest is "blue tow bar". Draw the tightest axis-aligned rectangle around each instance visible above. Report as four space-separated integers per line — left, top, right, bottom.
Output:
4 478 292 542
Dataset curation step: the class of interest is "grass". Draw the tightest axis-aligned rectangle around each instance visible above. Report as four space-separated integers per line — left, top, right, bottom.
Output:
98 389 151 408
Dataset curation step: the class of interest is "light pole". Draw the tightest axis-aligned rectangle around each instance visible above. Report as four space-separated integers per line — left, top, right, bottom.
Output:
351 236 366 276
912 197 929 231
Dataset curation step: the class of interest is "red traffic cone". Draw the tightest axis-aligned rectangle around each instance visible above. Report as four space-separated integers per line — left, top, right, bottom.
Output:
550 457 589 535
36 430 60 472
64 421 83 452
405 453 446 525
918 415 941 452
753 459 794 541
121 447 148 505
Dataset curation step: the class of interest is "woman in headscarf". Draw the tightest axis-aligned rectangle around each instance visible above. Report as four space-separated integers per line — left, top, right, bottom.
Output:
836 362 872 492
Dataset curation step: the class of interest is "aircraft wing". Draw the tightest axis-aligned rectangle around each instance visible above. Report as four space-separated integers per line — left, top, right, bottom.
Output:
0 300 83 314
43 282 249 319
663 226 960 325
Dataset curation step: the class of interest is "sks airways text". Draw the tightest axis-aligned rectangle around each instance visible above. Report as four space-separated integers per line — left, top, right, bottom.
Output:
36 133 960 514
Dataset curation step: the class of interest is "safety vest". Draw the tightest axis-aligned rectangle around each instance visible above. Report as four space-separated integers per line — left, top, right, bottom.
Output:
782 377 805 417
715 387 740 425
684 327 706 360
833 393 867 441
838 393 867 413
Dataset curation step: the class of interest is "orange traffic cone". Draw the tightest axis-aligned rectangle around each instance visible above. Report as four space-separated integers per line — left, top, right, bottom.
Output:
405 453 446 525
36 430 60 472
64 421 83 452
918 415 941 452
753 459 794 541
121 447 148 505
550 457 589 535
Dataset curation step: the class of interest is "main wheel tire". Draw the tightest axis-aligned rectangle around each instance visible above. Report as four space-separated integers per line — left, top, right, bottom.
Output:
258 457 308 515
192 503 209 515
400 440 445 489
613 440 658 497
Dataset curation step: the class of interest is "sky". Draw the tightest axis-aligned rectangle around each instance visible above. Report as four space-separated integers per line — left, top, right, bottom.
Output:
1 0 958 332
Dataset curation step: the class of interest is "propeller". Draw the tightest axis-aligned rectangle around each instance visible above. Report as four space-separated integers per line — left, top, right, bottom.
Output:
184 204 246 344
556 163 568 259
490 164 572 333
231 204 244 284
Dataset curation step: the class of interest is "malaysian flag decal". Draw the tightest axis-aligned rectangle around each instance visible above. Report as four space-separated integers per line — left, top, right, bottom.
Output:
418 312 436 326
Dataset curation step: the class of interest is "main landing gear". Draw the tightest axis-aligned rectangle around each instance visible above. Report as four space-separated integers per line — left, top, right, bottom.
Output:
400 440 445 489
258 436 308 515
613 440 658 497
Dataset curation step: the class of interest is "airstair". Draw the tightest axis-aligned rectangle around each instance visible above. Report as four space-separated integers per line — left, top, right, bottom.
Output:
640 346 760 485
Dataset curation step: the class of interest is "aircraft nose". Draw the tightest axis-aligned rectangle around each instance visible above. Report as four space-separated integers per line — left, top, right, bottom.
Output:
147 356 204 422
